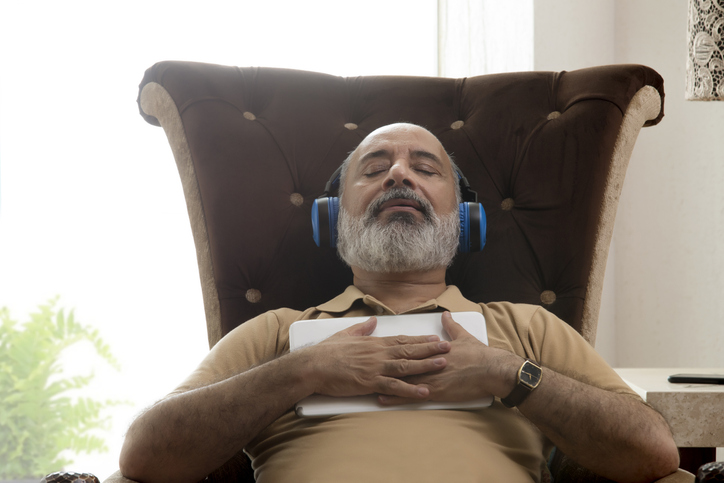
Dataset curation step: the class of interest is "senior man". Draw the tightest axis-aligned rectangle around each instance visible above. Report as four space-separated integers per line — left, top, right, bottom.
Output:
120 123 679 483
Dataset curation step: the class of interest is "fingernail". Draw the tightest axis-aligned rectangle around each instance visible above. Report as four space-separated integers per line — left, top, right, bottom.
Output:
427 335 440 342
433 357 445 366
438 341 450 350
417 387 429 397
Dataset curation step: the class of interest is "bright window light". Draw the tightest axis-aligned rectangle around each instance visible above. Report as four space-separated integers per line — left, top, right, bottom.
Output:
0 0 437 479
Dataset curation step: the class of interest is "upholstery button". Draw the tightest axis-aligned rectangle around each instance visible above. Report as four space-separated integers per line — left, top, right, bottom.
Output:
501 198 515 211
547 111 561 120
243 111 256 121
290 193 304 206
245 289 262 304
540 290 556 305
344 123 358 130
451 120 465 129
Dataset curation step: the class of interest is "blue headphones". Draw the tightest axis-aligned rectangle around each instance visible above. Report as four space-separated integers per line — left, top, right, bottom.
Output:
311 165 486 253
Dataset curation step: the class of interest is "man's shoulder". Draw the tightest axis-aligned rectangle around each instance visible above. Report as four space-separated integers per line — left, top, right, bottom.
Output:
234 306 320 333
225 286 365 339
445 287 554 325
477 300 572 340
477 300 550 323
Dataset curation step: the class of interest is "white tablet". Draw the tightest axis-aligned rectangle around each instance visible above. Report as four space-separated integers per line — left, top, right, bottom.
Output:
289 311 493 417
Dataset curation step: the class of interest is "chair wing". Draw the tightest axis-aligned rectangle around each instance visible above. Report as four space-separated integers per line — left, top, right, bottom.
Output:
137 62 663 348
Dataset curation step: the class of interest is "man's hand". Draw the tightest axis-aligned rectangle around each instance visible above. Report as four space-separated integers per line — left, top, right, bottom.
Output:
308 316 452 400
378 311 519 405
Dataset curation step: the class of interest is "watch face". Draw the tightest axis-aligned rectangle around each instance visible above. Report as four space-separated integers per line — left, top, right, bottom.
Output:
520 361 542 389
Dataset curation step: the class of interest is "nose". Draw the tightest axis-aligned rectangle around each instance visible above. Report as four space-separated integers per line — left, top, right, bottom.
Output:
383 161 417 190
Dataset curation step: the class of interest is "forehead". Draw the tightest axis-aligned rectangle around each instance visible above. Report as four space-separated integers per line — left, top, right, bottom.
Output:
353 125 448 163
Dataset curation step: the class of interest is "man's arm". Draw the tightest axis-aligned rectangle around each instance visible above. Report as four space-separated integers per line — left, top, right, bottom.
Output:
380 312 679 483
518 365 679 483
119 317 450 483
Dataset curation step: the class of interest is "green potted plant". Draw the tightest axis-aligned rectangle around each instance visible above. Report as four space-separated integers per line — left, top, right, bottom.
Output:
0 299 121 481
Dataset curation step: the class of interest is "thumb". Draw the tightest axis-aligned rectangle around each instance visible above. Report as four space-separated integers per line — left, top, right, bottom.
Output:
343 316 377 337
441 311 468 340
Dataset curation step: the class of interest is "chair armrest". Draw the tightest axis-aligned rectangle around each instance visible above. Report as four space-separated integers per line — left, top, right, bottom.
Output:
103 470 138 483
42 473 100 483
100 466 694 483
656 468 695 482
550 449 696 482
694 462 724 482
51 464 698 483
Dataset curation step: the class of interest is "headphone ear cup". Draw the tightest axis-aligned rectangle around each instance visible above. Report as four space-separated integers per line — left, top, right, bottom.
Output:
311 197 339 248
314 199 486 251
458 202 487 253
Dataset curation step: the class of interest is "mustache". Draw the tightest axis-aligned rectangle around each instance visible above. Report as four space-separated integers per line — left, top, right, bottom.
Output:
368 187 432 219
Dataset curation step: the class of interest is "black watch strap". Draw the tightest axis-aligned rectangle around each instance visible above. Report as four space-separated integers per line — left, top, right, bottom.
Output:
501 359 542 408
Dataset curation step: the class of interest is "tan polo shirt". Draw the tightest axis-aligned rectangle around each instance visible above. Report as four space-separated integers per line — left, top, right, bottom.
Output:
174 286 638 483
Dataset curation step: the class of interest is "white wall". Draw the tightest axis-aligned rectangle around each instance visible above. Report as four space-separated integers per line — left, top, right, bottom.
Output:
535 0 724 368
534 0 619 364
613 0 724 368
534 1 616 71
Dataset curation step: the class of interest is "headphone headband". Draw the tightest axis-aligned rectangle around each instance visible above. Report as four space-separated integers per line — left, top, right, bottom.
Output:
322 165 344 197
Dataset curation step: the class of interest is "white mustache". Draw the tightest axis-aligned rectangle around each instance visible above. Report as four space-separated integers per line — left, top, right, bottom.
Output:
368 188 432 220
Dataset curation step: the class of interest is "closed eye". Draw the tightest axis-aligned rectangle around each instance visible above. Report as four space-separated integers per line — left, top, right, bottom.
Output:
364 168 388 177
363 163 390 177
413 163 440 176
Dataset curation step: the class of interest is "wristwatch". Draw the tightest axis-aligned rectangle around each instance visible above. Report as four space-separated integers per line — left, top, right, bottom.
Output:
501 359 542 408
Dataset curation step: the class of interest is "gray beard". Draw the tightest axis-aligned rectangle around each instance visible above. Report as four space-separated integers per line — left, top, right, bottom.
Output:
336 188 460 273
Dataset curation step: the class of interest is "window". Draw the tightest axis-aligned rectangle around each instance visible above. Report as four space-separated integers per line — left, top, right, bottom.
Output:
0 1 437 478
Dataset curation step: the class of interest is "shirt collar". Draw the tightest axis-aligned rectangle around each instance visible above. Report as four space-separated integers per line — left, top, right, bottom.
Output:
316 285 482 315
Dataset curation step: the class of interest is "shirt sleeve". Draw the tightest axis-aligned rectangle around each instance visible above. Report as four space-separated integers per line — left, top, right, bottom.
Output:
168 309 300 396
483 302 639 397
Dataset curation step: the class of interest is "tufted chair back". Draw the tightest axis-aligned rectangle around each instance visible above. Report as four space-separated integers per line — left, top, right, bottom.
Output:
138 62 663 350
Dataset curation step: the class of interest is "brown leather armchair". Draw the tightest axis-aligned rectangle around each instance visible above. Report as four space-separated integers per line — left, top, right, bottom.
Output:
103 62 694 482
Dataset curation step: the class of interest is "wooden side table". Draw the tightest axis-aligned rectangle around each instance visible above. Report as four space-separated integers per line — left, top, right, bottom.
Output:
615 368 724 474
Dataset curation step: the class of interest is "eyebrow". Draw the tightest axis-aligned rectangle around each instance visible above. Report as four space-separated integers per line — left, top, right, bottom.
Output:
357 149 445 167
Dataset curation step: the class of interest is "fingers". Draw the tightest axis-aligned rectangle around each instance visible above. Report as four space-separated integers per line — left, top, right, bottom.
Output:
381 334 441 345
342 317 377 337
383 356 447 377
336 318 445 350
388 339 450 361
373 377 431 400
441 311 469 340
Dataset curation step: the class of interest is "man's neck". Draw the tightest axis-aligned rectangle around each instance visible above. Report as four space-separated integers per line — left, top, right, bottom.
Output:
351 267 448 313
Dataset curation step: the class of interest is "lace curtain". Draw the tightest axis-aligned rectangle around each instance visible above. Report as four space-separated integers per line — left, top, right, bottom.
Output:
686 0 724 100
437 0 533 78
